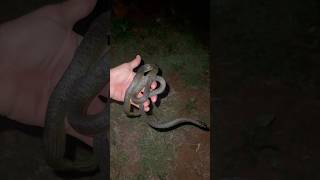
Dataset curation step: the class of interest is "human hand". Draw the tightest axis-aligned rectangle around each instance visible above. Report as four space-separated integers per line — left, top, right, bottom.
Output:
0 0 159 146
0 0 101 146
110 55 158 112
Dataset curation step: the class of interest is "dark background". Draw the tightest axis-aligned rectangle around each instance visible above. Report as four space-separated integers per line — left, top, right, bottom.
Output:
111 0 209 44
213 0 320 179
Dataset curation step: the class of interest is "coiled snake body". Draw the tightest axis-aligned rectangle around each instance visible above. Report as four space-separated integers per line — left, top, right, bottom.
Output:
124 64 209 130
43 11 110 179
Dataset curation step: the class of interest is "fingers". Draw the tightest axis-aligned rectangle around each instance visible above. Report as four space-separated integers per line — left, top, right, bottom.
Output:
131 80 159 111
136 90 158 112
150 95 157 103
60 0 98 27
129 91 152 112
151 81 157 89
150 81 158 103
111 54 160 112
143 100 150 112
129 55 141 70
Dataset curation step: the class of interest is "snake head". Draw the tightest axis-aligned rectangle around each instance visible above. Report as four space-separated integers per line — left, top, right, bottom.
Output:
198 121 210 131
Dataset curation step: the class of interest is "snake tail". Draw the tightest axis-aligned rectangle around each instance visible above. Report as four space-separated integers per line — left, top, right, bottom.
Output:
147 117 210 130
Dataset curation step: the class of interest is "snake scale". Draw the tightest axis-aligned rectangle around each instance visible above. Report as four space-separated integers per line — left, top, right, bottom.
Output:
43 10 110 179
124 64 210 131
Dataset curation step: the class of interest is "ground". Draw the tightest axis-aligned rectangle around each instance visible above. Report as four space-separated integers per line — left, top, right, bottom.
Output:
109 11 210 179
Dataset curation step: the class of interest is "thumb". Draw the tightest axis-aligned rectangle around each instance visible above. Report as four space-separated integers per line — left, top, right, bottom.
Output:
129 55 142 70
59 0 97 26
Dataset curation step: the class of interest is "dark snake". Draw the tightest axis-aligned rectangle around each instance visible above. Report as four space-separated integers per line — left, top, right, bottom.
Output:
124 64 210 130
43 11 110 179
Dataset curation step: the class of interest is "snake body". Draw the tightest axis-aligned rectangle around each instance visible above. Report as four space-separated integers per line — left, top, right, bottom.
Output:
43 10 110 178
124 64 209 130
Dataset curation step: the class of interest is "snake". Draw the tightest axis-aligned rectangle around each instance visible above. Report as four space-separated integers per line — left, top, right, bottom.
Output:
43 10 110 179
123 64 210 130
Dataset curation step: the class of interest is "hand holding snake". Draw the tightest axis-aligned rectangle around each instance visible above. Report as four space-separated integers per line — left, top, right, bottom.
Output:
124 63 210 131
0 0 155 146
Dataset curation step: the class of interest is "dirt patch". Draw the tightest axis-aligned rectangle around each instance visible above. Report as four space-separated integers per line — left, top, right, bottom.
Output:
160 72 210 180
166 71 210 125
168 129 210 180
117 120 142 177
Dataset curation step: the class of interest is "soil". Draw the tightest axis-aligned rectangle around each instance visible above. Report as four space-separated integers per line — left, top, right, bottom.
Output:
158 73 210 180
167 129 210 180
162 72 210 180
